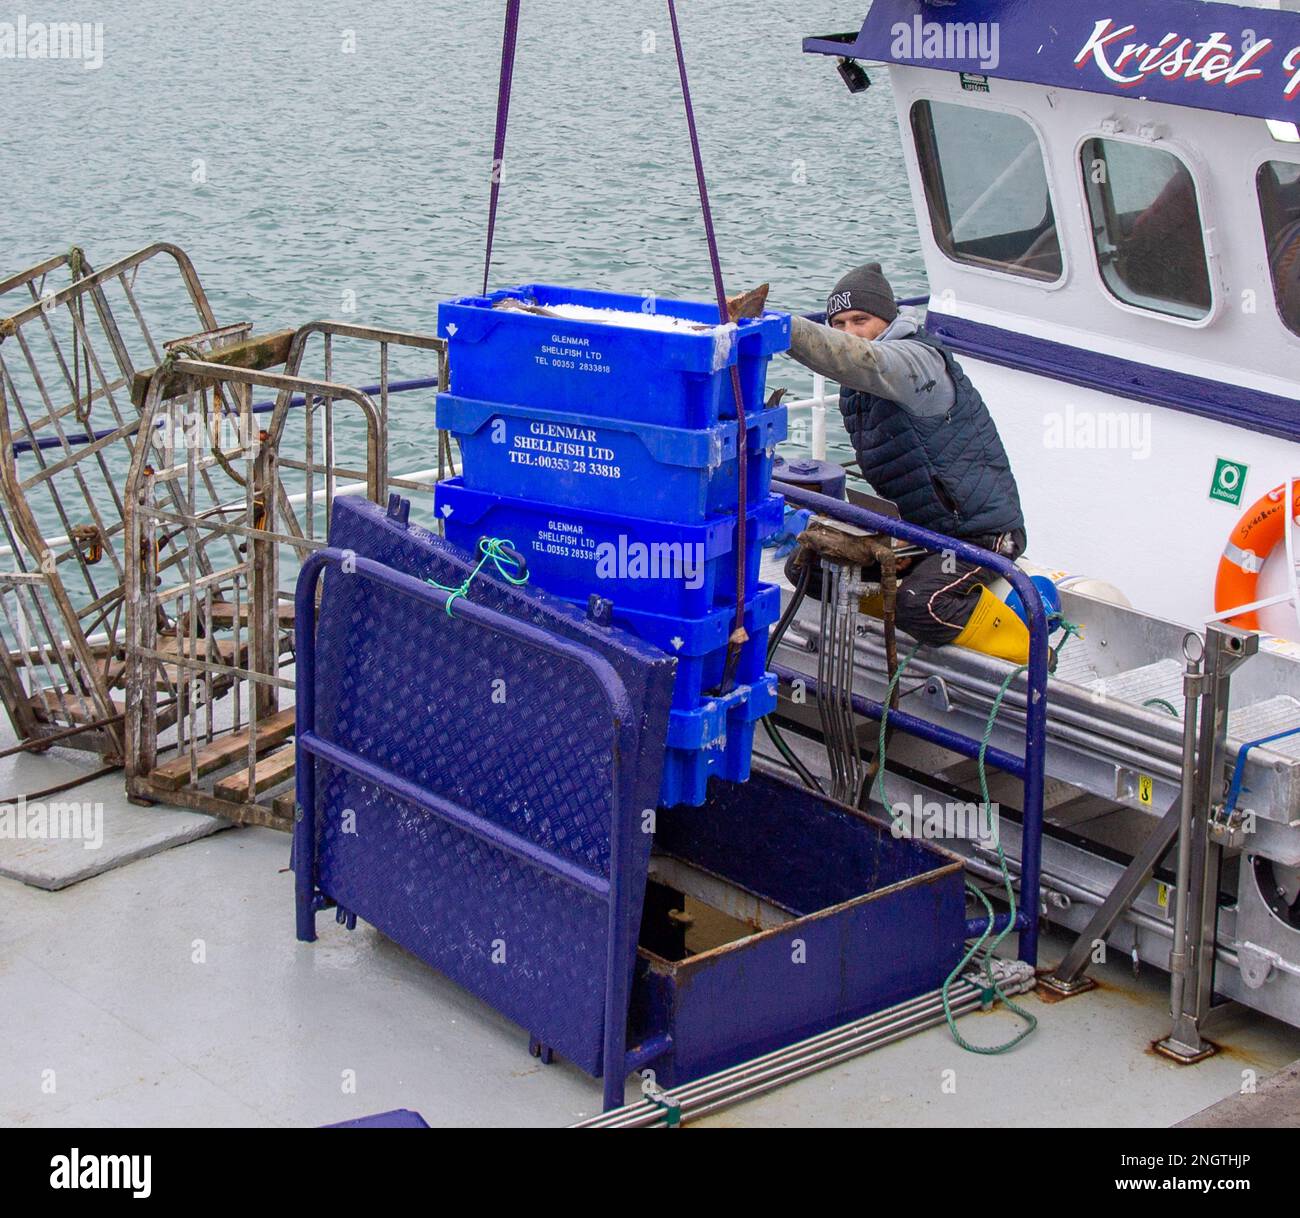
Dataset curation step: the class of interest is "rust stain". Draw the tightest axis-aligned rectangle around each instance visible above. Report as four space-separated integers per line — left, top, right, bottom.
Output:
1207 1039 1274 1070
1147 1037 1219 1064
1031 970 1106 1004
1036 982 1097 1002
1032 984 1072 1005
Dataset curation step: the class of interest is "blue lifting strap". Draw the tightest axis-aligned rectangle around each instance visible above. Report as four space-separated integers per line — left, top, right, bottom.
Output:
482 0 522 297
477 0 753 684
666 0 750 681
1225 724 1300 816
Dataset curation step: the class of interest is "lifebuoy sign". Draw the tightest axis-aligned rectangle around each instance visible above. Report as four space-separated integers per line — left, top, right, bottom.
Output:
804 0 1300 123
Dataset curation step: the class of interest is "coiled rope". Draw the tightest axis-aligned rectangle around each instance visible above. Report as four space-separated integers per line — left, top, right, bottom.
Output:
874 645 1038 1053
870 611 1080 1050
158 341 247 486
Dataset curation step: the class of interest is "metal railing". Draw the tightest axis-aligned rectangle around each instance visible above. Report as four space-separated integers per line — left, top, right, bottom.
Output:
293 548 641 1112
122 321 448 827
770 480 1051 966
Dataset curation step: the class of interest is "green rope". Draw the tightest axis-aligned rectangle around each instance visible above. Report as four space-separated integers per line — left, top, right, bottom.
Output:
428 537 528 615
159 341 248 486
874 646 1038 1054
939 659 1038 1055
1049 616 1083 674
1144 697 1179 717
873 642 921 827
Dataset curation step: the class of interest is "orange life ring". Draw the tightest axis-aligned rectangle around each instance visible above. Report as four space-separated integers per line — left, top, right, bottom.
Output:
1214 482 1300 629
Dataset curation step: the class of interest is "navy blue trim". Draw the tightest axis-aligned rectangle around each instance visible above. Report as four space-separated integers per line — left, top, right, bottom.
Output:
925 312 1300 443
805 0 1300 125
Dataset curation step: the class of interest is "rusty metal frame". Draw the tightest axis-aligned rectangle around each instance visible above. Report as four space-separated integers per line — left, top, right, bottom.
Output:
0 241 450 826
271 320 447 547
0 244 222 760
122 323 447 828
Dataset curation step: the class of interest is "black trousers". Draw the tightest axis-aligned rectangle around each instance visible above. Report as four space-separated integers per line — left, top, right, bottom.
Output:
894 528 1027 646
786 527 1027 647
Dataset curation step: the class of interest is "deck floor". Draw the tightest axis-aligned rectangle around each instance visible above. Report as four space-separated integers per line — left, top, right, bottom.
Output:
4 785 1299 1127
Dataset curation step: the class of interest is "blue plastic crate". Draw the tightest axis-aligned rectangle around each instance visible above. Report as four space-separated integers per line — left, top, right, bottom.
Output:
572 585 780 803
574 584 780 711
436 479 783 617
437 284 791 428
438 395 787 524
660 674 777 807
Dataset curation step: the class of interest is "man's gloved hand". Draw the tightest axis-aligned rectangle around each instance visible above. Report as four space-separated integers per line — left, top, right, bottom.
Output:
763 506 812 558
725 284 770 322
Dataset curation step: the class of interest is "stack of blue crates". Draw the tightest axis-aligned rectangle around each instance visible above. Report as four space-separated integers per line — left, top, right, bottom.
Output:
434 283 792 807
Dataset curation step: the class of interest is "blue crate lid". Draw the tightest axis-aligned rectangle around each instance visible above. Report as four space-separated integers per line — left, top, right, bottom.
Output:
437 283 791 375
437 284 790 429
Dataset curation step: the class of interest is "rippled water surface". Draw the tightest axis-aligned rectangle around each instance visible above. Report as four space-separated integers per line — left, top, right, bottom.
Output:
2 0 928 471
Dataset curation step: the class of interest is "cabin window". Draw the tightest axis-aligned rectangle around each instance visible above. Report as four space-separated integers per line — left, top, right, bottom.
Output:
1257 160 1300 338
910 100 1062 282
1080 139 1212 321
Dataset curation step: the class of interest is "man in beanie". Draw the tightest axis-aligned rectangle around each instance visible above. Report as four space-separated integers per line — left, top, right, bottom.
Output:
777 263 1026 647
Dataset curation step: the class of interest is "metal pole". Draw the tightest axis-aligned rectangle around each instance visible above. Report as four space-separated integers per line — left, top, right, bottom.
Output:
810 373 827 460
1158 622 1256 1061
1166 632 1204 1025
576 965 1035 1128
1040 633 1205 995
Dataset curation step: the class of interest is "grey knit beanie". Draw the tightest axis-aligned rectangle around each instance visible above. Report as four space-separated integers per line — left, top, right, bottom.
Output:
826 263 898 324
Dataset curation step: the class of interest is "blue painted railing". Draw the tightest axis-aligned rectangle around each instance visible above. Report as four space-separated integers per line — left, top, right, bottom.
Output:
9 375 443 457
770 481 1049 966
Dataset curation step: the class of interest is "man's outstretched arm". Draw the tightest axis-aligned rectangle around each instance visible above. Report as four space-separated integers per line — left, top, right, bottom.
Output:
787 315 954 417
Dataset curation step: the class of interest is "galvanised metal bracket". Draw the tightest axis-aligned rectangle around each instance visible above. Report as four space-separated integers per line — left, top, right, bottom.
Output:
1159 623 1259 1064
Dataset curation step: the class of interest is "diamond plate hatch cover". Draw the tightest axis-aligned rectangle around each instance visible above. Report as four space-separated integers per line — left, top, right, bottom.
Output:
299 496 676 1079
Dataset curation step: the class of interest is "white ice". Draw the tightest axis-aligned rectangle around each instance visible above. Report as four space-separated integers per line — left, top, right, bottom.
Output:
541 302 720 333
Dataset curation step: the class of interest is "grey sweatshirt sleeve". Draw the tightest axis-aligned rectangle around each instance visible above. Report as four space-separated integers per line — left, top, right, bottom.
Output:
787 315 955 417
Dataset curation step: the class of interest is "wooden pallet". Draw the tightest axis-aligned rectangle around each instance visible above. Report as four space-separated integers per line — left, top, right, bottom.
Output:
28 689 124 723
148 707 295 792
213 743 295 802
